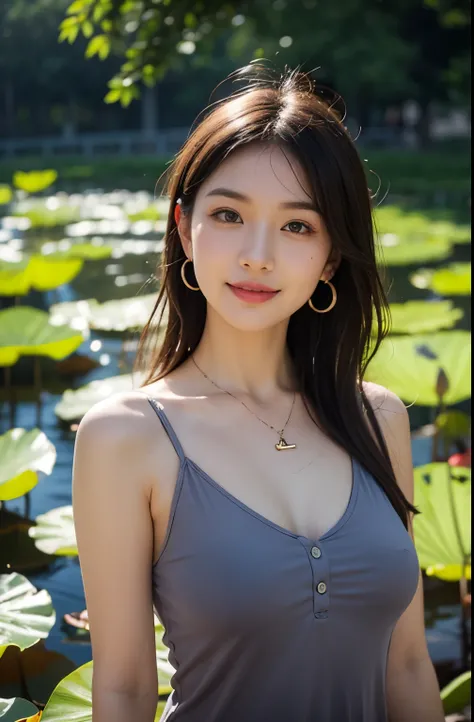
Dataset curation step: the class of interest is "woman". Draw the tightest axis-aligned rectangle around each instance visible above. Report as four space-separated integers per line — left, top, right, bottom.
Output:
72 65 445 721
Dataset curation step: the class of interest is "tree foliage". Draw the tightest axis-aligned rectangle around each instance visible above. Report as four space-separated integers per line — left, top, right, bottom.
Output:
58 0 470 108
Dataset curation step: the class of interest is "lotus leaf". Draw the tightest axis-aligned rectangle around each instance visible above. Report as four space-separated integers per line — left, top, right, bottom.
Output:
29 506 77 557
0 307 84 367
13 170 58 194
13 204 81 228
55 373 143 421
0 186 12 206
0 697 39 721
0 428 56 502
410 263 471 296
373 207 471 243
365 331 471 406
50 294 159 333
376 301 464 335
376 234 452 266
413 464 471 582
441 671 472 715
0 256 83 295
435 411 471 442
0 573 55 660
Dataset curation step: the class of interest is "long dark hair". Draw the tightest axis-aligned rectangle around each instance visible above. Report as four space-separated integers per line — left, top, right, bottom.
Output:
135 64 418 528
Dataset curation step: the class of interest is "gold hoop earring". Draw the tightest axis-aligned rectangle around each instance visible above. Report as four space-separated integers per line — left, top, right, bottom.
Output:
308 280 337 313
180 258 200 291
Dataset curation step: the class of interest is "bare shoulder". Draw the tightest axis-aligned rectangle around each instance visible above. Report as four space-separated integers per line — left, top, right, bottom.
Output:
362 381 407 418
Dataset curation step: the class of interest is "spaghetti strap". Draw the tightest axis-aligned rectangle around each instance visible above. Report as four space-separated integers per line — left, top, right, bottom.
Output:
145 396 186 463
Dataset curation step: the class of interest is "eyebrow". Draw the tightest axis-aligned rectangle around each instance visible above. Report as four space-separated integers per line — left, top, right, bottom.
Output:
205 187 319 213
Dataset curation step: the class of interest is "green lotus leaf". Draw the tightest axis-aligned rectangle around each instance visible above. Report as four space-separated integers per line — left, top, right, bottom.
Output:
14 204 81 228
55 373 144 422
377 300 464 335
365 331 471 406
0 573 56 660
0 256 83 296
376 234 452 266
0 307 84 367
441 670 472 715
374 207 471 243
50 294 159 333
413 464 471 582
29 506 77 557
0 186 13 205
54 244 113 260
13 170 58 194
0 697 39 721
410 263 471 296
435 411 471 441
0 428 56 502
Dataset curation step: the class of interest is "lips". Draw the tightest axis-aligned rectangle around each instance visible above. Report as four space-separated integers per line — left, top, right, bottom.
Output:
226 282 280 304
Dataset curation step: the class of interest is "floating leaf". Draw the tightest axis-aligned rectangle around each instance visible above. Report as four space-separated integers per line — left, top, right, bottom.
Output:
0 429 56 502
29 506 77 557
0 573 55 660
0 256 83 296
50 294 161 333
13 171 58 194
0 186 12 205
0 696 39 721
376 234 452 266
410 263 471 296
441 670 472 715
377 300 464 335
435 411 471 442
0 307 84 367
413 464 471 582
366 331 471 406
55 373 142 422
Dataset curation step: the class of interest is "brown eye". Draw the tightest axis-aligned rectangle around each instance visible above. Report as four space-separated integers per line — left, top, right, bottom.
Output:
212 209 242 224
284 221 312 234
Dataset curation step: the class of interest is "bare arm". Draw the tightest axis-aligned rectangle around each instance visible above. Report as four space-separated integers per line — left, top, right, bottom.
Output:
364 382 445 722
72 393 159 721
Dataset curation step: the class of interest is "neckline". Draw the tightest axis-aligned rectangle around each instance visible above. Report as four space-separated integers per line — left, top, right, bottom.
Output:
183 453 360 545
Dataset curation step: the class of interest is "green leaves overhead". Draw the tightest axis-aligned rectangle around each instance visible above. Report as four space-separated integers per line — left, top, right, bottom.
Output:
29 506 78 557
381 300 463 335
0 573 56 660
366 331 471 406
0 256 84 295
410 262 471 296
413 464 471 582
0 307 84 367
0 428 56 502
13 170 58 194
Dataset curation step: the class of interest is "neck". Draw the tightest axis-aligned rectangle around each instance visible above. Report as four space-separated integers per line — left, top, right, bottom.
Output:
191 306 297 403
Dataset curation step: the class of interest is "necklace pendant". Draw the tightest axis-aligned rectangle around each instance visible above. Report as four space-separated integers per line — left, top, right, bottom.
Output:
275 437 297 451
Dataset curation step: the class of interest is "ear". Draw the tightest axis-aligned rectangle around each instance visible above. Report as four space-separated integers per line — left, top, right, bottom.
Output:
322 248 342 282
174 202 192 258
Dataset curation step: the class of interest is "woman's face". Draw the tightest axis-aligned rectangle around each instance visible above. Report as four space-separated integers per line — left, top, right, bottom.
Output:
177 142 339 332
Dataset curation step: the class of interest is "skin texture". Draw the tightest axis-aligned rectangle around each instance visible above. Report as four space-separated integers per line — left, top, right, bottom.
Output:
72 143 443 721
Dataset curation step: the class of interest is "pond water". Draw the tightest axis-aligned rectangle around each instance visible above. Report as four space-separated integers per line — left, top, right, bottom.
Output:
0 190 471 689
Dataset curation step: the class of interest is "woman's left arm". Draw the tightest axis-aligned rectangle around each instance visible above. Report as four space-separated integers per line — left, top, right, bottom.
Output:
365 383 445 722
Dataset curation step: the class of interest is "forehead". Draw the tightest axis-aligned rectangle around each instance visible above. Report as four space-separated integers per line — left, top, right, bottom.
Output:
198 142 312 202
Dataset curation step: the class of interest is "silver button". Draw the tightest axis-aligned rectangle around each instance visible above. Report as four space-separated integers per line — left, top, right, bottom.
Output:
310 546 322 559
317 582 327 594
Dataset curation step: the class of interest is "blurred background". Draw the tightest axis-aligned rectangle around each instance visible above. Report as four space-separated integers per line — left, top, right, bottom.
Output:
0 1 471 720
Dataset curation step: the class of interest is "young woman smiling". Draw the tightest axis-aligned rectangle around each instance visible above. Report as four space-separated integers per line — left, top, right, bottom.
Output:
72 65 444 721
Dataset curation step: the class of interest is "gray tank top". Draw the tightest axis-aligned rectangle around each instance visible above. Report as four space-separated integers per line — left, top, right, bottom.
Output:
147 398 420 722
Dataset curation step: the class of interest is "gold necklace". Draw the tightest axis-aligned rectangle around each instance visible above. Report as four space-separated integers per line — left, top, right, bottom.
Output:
191 356 297 451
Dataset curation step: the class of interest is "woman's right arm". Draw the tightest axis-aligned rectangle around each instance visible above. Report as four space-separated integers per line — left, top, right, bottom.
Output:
72 394 159 721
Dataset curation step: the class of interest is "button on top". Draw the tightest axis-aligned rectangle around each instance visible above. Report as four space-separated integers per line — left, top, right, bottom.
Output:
310 546 322 559
317 582 327 595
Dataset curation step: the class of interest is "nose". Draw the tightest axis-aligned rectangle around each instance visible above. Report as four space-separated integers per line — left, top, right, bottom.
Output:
238 222 275 272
